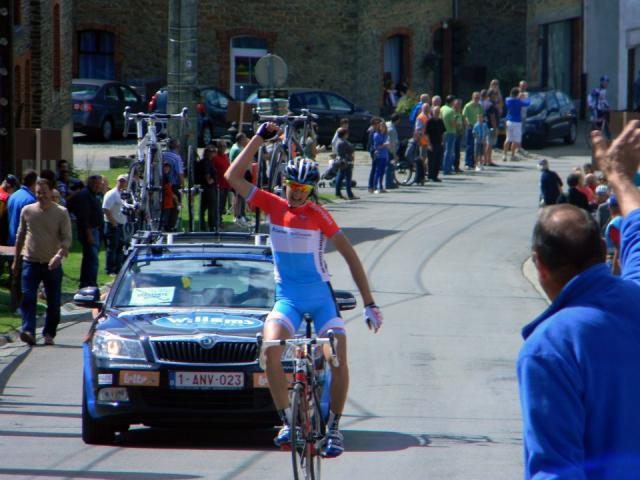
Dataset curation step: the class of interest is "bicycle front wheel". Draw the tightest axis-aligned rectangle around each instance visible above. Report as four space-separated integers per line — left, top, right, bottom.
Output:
394 158 415 185
291 383 321 480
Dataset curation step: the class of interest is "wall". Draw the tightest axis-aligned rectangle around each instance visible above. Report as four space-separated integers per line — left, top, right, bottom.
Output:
457 0 527 99
584 0 619 107
72 0 530 115
526 0 581 89
618 0 640 110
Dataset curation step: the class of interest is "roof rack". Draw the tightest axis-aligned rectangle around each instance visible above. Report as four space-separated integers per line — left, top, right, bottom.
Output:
129 230 270 248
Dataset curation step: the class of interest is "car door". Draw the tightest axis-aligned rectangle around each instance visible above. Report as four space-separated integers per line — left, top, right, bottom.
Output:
544 92 562 140
555 91 575 137
203 88 230 138
118 84 143 132
323 93 357 145
292 91 332 142
103 84 122 128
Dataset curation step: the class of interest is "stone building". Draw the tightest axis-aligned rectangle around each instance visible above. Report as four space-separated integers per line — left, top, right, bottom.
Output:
72 0 526 115
2 0 73 177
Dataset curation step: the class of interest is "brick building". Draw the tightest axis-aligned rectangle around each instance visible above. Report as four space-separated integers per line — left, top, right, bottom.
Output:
2 0 73 177
72 0 526 115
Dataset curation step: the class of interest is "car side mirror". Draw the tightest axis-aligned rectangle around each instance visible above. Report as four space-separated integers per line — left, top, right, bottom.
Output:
73 286 104 309
334 290 356 311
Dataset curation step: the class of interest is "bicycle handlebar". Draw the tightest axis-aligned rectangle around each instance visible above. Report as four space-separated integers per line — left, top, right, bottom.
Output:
124 106 189 121
258 110 319 124
256 330 339 369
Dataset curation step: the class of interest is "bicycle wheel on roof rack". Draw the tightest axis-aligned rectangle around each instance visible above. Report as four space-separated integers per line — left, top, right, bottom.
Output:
186 145 196 232
147 145 164 231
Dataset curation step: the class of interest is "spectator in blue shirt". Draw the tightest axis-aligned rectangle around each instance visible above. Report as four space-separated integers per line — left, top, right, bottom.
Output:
502 87 530 162
518 120 640 479
7 170 38 246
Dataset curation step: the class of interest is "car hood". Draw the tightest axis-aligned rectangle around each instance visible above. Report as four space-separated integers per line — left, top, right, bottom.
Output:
99 307 269 338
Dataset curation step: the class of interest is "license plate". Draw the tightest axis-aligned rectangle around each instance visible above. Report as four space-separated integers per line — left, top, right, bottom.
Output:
169 371 244 390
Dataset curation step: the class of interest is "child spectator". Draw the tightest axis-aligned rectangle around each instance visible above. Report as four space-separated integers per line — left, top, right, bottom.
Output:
604 194 622 275
595 184 611 233
161 161 179 231
211 140 231 227
472 113 489 171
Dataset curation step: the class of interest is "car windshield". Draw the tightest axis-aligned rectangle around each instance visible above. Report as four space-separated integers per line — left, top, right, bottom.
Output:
527 93 545 115
72 84 99 98
112 257 275 309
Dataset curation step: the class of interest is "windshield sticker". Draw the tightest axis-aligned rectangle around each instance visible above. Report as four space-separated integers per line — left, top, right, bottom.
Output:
130 287 175 306
152 314 263 330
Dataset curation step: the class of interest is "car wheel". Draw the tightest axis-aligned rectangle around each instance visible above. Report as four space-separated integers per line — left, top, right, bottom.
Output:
564 122 577 144
200 125 213 147
82 387 116 445
100 118 114 143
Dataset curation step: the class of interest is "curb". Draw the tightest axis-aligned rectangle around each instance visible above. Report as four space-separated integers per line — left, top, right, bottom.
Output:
522 256 550 305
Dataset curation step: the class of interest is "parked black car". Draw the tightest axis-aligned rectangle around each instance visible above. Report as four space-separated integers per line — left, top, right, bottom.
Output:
149 86 251 147
72 79 146 142
522 89 577 147
248 89 374 147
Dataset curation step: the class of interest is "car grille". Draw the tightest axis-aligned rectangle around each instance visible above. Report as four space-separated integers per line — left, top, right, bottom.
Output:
151 339 258 364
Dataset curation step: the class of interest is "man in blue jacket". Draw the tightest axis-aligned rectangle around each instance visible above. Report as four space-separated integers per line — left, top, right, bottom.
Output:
518 120 640 479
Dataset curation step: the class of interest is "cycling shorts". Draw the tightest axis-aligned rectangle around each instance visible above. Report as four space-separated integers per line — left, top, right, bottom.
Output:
268 282 344 337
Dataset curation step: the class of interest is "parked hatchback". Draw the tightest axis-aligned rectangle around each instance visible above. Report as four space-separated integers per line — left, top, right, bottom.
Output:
522 89 577 147
72 79 146 142
248 89 374 148
149 86 252 147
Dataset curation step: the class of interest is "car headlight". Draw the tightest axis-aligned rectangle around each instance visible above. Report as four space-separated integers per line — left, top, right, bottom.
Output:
92 331 146 360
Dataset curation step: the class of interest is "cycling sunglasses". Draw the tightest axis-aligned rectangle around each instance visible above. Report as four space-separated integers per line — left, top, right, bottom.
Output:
285 179 314 194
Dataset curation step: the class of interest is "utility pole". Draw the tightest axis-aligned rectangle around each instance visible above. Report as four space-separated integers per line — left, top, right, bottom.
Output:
167 0 197 153
0 1 12 178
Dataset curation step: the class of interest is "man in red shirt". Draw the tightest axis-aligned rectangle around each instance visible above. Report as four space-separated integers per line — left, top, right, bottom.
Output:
0 174 19 245
210 140 231 229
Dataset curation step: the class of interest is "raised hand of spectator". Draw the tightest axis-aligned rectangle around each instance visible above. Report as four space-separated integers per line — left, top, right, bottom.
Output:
593 120 640 216
593 119 640 181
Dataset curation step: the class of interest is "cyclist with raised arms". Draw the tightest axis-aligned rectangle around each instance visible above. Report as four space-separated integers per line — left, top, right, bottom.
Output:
225 122 383 458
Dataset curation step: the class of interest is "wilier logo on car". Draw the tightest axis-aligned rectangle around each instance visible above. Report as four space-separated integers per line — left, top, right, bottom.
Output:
152 313 264 331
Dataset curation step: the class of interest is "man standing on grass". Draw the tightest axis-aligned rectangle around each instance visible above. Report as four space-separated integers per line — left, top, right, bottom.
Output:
102 174 128 276
67 175 104 288
12 178 71 346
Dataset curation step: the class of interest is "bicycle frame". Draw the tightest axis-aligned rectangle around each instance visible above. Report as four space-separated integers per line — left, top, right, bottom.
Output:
257 320 339 479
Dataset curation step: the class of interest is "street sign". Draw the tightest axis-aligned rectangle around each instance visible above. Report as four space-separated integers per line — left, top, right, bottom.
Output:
254 54 288 89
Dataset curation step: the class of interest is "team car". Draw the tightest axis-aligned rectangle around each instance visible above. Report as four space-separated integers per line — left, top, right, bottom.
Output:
75 231 356 445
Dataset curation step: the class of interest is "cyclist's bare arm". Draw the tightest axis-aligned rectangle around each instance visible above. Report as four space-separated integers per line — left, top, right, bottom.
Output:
225 123 279 198
331 232 376 309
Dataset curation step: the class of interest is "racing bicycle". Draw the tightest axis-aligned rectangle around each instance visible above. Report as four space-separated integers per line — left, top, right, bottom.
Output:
257 315 339 480
122 107 189 231
257 109 319 194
